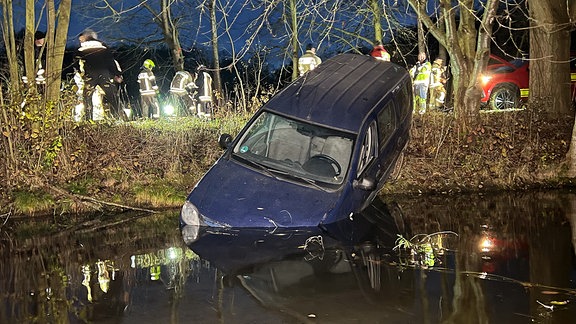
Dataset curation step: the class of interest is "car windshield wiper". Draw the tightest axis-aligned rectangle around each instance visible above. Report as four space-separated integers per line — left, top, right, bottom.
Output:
233 153 330 192
232 153 280 180
268 168 329 192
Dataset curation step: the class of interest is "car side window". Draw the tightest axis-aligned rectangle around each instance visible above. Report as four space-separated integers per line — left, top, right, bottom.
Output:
357 121 377 176
377 102 396 148
397 82 412 120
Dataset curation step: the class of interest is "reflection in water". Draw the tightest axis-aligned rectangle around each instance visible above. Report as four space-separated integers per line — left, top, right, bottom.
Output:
1 191 576 323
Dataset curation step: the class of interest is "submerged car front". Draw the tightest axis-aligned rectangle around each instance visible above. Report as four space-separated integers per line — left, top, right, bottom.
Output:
180 110 357 244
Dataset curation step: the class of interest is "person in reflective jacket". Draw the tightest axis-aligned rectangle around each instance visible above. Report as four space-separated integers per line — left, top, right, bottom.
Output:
75 29 124 121
409 52 432 114
298 44 322 76
137 59 161 119
370 40 390 62
429 58 447 110
195 65 213 119
169 70 198 116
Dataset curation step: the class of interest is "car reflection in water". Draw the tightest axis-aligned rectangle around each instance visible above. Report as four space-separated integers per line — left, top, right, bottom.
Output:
183 192 576 323
185 197 418 322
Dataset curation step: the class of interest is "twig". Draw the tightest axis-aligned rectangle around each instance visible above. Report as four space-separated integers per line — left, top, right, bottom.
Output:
537 300 554 311
0 211 11 227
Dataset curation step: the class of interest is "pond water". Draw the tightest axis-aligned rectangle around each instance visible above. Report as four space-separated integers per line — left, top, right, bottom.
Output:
1 190 575 323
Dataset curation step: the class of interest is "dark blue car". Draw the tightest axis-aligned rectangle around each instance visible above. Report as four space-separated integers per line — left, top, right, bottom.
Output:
180 53 413 243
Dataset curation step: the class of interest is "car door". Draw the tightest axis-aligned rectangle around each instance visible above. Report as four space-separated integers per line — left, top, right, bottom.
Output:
351 119 380 212
375 100 398 188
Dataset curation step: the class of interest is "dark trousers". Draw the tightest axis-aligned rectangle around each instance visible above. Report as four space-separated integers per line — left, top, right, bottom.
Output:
170 92 196 116
83 77 123 121
140 94 160 118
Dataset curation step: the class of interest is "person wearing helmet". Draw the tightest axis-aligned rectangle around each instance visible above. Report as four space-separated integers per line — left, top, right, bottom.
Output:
137 59 160 119
75 29 125 121
370 40 390 62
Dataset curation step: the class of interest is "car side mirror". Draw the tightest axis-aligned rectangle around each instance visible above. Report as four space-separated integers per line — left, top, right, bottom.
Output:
353 176 376 191
218 134 233 149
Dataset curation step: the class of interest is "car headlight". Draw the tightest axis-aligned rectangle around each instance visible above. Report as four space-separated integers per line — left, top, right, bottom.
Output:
181 200 201 226
180 201 203 244
480 75 492 85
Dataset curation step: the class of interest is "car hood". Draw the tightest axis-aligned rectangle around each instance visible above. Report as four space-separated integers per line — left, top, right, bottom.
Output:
187 157 344 228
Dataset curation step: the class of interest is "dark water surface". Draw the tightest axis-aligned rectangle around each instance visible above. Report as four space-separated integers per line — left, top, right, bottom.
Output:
1 190 576 323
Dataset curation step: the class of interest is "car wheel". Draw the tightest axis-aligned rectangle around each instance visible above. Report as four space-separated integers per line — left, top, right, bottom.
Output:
489 83 519 110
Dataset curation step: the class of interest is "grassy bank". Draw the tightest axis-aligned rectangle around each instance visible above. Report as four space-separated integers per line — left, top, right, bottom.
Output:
1 108 574 218
1 113 250 217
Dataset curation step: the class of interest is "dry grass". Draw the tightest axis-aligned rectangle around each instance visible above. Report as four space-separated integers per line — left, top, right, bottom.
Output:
382 108 574 196
2 105 574 216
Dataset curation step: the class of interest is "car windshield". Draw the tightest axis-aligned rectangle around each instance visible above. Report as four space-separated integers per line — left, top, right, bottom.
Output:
232 111 355 187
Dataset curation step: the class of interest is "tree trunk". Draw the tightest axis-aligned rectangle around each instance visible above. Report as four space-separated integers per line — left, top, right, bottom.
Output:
1 0 20 94
45 0 71 102
142 1 185 71
408 0 498 132
24 0 35 85
289 0 299 81
528 0 572 118
417 18 425 54
160 0 184 71
370 0 382 43
209 0 223 105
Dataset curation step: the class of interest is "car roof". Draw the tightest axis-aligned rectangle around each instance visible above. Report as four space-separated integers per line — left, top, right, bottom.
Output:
488 54 528 67
264 53 410 133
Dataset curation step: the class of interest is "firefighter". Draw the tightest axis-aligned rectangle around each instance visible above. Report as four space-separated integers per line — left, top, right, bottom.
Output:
429 58 447 110
298 44 322 76
169 70 198 116
370 40 391 62
137 59 160 119
409 52 432 114
75 29 123 121
195 65 213 119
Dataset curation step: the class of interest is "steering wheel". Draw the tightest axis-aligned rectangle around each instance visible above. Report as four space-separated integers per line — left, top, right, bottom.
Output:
305 154 342 177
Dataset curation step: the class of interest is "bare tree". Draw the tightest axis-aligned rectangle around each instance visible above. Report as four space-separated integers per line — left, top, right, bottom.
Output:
289 0 299 81
208 0 223 101
23 0 35 88
528 0 573 117
369 0 382 43
141 0 185 71
408 0 499 131
1 0 21 94
45 0 72 102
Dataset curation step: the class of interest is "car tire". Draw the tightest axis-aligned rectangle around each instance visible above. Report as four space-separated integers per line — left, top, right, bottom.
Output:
489 83 519 110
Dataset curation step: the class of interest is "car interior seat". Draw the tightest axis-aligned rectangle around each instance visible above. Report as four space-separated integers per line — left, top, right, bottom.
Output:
268 127 311 164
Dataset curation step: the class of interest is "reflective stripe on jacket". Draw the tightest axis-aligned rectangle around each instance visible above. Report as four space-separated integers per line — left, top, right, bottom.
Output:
138 69 158 95
411 61 431 85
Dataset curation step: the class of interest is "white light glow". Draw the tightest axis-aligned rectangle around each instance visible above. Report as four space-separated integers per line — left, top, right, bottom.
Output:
163 104 175 116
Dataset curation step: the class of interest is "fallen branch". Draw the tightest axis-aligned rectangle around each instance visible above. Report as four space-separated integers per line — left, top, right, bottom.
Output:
79 195 158 214
45 184 157 214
